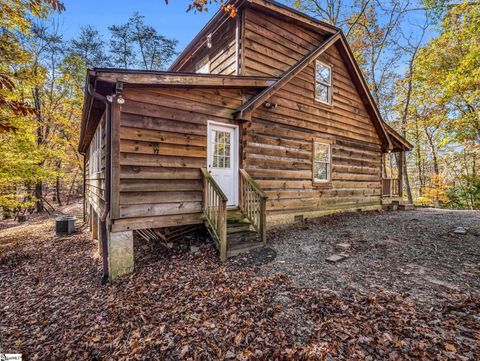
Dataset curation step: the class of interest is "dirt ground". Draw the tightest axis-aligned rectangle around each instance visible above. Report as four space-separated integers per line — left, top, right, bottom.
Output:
258 208 480 307
1 204 479 360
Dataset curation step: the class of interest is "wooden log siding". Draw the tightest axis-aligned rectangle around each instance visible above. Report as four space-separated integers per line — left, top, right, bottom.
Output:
85 116 106 215
172 16 237 75
114 87 245 231
243 117 382 215
245 43 382 145
242 9 327 77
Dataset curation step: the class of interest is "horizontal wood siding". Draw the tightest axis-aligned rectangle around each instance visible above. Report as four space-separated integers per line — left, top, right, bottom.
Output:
252 44 381 145
244 119 382 217
113 87 243 231
242 8 326 77
85 116 106 215
173 17 237 75
244 39 383 218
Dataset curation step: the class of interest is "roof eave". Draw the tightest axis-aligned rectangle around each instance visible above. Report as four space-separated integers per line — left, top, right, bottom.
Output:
77 71 94 154
92 69 277 88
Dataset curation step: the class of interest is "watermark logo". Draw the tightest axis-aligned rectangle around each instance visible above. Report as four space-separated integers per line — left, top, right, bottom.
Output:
0 355 22 361
0 329 22 361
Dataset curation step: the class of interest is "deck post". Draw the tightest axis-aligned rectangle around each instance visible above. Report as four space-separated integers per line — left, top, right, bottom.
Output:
219 201 227 262
260 198 267 245
108 230 134 279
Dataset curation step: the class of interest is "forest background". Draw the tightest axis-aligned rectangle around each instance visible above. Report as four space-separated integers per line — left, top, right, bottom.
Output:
0 0 478 214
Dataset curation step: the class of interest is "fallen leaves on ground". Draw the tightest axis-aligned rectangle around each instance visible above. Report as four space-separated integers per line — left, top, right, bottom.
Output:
1 211 479 360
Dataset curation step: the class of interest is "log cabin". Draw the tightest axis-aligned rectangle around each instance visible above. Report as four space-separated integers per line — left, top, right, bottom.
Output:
78 0 412 281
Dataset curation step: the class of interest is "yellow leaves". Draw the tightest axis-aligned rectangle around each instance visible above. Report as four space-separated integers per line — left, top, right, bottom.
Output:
221 4 237 17
444 342 457 353
234 331 243 344
423 175 450 204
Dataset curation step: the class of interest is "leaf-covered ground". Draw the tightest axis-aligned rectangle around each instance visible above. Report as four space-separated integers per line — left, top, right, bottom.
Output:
1 206 479 360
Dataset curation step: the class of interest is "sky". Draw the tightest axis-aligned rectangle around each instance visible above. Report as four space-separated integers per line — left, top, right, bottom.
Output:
50 0 434 71
52 0 224 54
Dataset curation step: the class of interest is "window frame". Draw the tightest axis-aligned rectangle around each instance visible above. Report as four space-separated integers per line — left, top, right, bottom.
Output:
89 124 102 176
312 140 332 185
196 56 210 74
314 60 332 105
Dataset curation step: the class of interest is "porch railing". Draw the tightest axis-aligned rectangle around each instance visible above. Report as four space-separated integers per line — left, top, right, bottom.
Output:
239 169 268 245
382 177 401 197
201 168 227 261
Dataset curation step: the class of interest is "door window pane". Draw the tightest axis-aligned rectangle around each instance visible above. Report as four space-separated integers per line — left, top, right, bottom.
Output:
212 130 231 169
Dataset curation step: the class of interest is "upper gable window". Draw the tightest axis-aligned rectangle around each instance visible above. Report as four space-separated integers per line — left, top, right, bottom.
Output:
315 61 332 104
196 56 210 74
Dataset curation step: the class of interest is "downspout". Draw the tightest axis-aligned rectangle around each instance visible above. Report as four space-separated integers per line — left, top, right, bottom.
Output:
83 156 86 222
87 82 113 285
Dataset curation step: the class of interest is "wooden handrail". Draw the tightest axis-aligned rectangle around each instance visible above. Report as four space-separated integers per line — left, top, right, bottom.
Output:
200 168 228 201
239 169 268 245
239 169 268 199
201 168 227 261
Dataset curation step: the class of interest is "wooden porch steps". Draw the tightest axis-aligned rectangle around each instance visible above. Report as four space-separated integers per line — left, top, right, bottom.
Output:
202 168 267 261
226 210 262 258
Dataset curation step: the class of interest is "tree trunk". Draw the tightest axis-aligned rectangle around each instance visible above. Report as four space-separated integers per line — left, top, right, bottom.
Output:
66 170 78 205
403 151 413 204
425 130 440 207
55 160 62 205
35 181 43 213
33 83 44 213
414 118 424 196
56 176 62 206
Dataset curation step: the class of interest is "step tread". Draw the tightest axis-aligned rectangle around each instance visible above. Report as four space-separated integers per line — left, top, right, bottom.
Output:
227 216 248 223
228 230 259 246
229 239 262 249
227 242 264 257
227 224 252 234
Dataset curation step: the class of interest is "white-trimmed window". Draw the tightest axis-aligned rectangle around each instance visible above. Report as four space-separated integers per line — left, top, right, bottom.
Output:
315 61 332 104
313 141 331 183
89 125 102 175
196 56 210 74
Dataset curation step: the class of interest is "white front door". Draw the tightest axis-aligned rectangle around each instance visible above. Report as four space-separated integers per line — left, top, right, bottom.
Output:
207 122 238 207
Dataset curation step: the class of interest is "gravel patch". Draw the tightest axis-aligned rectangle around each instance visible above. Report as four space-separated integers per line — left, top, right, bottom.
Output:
260 208 480 307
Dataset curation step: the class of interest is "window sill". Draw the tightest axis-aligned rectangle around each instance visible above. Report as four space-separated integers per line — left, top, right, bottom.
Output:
314 98 334 108
312 181 332 188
